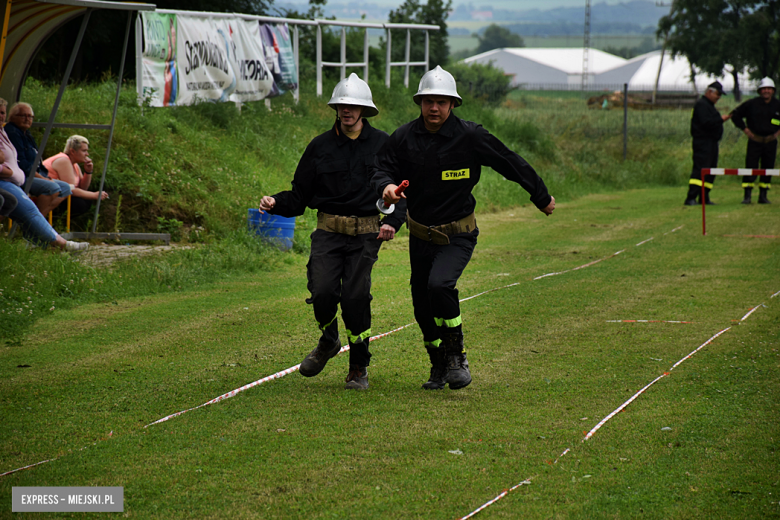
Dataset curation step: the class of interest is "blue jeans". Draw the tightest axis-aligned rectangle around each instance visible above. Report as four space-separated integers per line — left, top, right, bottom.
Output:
0 180 58 243
29 177 72 197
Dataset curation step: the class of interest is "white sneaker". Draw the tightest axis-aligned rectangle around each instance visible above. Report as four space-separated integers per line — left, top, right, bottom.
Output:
65 240 89 252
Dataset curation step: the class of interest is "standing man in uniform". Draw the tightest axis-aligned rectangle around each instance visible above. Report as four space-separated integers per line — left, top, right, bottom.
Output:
684 81 732 206
372 66 555 390
730 77 780 204
258 74 405 390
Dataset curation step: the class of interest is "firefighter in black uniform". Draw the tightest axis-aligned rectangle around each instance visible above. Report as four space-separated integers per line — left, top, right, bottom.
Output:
372 66 555 390
258 74 405 390
684 81 732 206
731 77 780 204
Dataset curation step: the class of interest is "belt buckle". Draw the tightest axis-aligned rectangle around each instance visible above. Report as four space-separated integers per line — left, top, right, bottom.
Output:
350 215 358 236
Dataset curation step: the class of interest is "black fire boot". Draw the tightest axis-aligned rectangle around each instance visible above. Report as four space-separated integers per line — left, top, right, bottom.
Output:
300 334 341 377
422 346 447 390
442 329 471 390
758 188 772 204
345 365 368 390
741 188 752 204
704 188 716 205
683 185 699 206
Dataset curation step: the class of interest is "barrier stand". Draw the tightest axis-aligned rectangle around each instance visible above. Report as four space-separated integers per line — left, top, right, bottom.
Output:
701 168 780 235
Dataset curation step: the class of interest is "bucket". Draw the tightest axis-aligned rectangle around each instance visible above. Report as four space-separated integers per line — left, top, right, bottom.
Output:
248 209 295 251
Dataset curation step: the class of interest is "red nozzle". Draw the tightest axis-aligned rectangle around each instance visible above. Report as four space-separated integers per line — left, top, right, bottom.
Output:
394 180 409 196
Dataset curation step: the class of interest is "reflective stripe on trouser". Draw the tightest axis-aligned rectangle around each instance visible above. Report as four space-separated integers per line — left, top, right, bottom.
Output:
688 178 714 190
306 229 381 366
744 139 776 189
409 230 477 349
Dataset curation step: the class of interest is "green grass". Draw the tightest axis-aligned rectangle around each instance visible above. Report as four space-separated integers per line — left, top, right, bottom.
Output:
1 185 778 518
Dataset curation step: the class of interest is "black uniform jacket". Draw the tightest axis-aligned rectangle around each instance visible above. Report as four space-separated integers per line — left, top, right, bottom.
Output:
690 96 724 141
731 96 780 136
272 118 405 230
371 113 552 227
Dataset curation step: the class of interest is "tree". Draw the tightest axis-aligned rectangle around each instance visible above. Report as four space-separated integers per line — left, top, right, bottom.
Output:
383 0 451 69
473 24 524 54
657 1 779 101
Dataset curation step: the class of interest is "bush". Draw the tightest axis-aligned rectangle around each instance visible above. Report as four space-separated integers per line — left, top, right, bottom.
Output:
448 61 514 104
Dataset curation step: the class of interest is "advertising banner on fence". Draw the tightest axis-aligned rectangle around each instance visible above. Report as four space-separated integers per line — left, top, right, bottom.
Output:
140 13 291 107
259 24 298 97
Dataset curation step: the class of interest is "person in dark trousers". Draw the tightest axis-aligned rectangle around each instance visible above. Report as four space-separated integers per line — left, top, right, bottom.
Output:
372 66 555 391
730 77 780 204
258 74 405 391
684 81 732 206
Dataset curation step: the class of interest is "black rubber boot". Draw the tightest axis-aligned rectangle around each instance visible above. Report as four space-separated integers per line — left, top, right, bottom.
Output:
742 188 752 204
683 185 699 206
758 188 771 204
442 330 471 390
704 187 716 205
300 335 341 377
345 365 368 390
422 346 447 390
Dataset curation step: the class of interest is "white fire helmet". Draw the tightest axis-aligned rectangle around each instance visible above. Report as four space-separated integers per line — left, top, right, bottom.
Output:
413 65 463 107
327 73 378 117
758 77 776 91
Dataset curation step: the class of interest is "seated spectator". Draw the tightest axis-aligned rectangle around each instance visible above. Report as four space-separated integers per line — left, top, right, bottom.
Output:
43 135 108 218
0 99 87 251
5 102 72 215
0 186 18 221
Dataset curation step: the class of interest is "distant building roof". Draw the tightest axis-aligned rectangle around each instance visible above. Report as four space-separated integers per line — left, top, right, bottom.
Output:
465 47 627 75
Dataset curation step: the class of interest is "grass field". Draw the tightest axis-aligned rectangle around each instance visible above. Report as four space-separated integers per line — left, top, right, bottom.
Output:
2 183 778 518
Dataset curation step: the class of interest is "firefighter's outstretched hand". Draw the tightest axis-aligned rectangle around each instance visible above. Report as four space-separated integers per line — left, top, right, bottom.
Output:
377 223 396 241
258 196 276 213
383 184 404 205
541 196 555 216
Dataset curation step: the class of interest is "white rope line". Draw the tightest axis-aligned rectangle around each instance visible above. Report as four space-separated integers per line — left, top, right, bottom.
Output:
635 237 654 246
144 322 417 428
0 458 55 478
739 304 764 323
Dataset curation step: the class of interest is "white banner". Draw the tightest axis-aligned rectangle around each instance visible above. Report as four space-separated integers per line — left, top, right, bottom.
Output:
140 13 283 107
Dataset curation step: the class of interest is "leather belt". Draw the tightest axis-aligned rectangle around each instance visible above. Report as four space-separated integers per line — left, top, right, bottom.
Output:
750 134 778 144
406 211 476 245
316 212 380 235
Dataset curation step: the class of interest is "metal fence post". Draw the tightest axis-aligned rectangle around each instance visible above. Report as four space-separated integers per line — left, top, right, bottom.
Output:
623 83 628 161
316 24 322 96
363 28 369 82
424 30 429 71
340 26 346 80
404 29 410 88
385 27 391 89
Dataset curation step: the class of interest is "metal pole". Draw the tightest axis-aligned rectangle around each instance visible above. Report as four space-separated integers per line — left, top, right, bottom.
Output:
293 25 299 104
424 30 429 70
622 83 628 161
404 29 410 88
135 12 143 108
701 169 706 235
90 10 132 235
363 28 369 82
385 28 391 88
316 24 322 97
340 26 346 80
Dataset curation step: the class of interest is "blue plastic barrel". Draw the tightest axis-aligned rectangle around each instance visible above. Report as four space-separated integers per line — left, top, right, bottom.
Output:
247 209 295 251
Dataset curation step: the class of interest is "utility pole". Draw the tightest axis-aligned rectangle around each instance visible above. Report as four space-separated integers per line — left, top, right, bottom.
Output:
582 0 591 92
